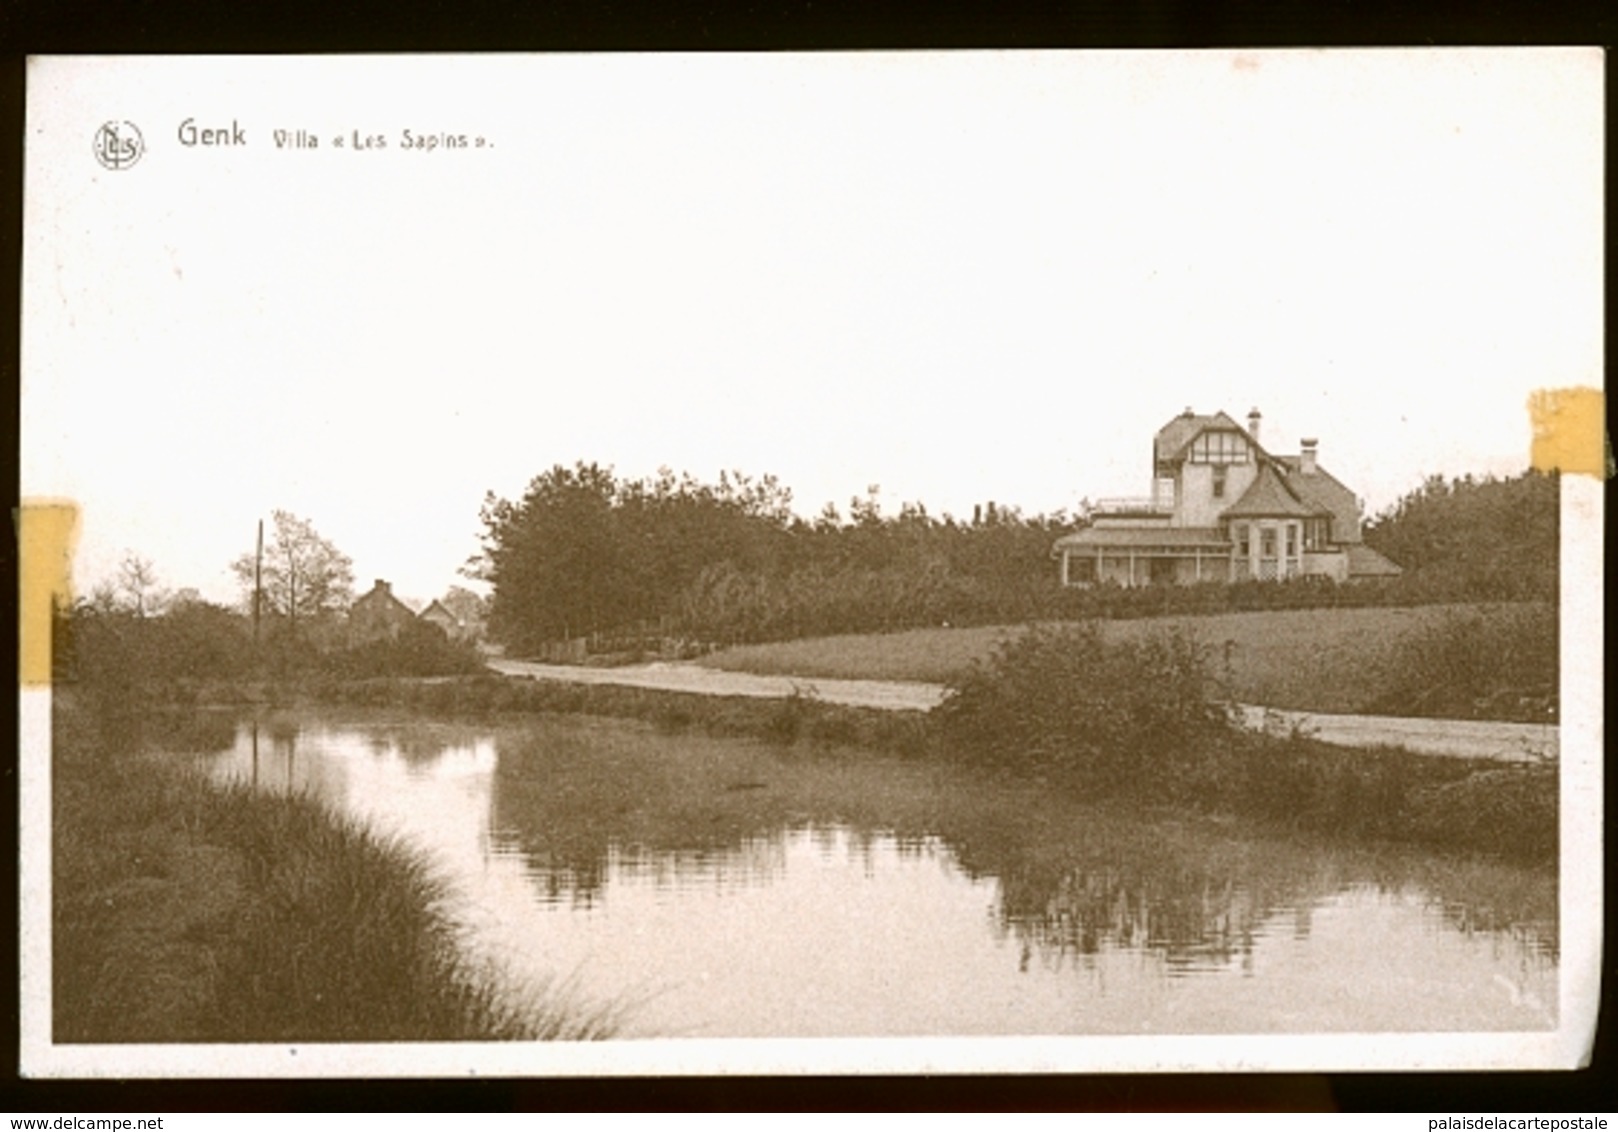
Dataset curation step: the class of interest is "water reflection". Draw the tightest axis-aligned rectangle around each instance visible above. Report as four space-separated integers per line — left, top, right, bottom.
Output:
980 828 1558 976
208 711 1558 1037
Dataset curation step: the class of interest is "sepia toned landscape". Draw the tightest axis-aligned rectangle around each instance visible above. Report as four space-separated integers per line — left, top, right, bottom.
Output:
49 452 1562 1043
20 52 1598 1074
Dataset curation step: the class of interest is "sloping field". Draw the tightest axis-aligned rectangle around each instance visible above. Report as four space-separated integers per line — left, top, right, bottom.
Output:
699 603 1551 716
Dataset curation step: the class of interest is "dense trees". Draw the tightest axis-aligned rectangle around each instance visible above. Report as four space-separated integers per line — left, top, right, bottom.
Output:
472 464 799 651
61 584 254 689
477 463 1563 653
473 463 1079 650
1363 470 1558 600
675 507 1073 641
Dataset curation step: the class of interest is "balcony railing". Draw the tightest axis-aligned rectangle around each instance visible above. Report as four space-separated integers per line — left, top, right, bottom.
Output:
1090 496 1172 516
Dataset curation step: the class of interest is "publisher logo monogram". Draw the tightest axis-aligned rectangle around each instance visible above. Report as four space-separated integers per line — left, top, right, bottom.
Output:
93 121 144 170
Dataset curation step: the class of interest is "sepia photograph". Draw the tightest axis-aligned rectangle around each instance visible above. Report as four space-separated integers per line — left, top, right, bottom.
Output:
17 50 1603 1077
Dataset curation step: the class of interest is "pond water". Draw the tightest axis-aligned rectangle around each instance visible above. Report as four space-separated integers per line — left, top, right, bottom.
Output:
207 711 1557 1038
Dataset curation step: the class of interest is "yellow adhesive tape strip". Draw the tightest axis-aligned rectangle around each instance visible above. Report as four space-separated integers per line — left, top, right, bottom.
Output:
1528 387 1608 479
17 501 80 688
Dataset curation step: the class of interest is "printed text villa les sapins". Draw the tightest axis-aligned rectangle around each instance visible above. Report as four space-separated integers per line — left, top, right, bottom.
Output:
176 118 489 151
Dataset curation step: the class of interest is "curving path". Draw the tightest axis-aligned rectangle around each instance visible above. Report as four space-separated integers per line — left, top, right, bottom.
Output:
485 658 1557 763
1229 704 1556 763
486 658 945 712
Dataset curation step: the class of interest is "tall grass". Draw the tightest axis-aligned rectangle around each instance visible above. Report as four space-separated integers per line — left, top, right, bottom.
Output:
53 694 619 1043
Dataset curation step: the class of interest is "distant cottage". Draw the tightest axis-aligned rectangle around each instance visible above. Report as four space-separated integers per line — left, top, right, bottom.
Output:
1053 408 1401 587
348 578 417 643
417 599 463 639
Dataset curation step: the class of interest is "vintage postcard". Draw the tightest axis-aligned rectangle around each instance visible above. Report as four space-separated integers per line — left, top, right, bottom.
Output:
18 50 1603 1077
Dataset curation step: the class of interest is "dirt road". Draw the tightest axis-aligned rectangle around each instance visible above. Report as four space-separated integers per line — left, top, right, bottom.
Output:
1230 704 1556 763
486 658 945 711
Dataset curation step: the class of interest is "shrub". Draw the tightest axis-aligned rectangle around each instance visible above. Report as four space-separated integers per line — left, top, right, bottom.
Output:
935 623 1235 792
1364 604 1557 721
323 622 487 680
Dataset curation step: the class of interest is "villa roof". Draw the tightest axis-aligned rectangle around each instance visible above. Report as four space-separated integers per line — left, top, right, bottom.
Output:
1272 456 1361 531
1055 526 1231 549
1154 410 1255 465
1220 462 1324 519
1345 543 1403 577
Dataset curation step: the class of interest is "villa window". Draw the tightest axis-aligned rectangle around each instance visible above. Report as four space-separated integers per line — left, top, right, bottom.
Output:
1256 525 1279 580
1303 517 1330 550
1189 431 1251 465
1233 522 1250 557
1212 465 1227 499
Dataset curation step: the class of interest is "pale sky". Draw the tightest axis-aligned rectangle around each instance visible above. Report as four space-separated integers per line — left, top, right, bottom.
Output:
22 51 1603 606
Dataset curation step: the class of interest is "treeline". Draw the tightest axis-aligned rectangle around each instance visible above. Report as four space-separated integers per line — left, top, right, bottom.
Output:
55 596 483 696
1363 470 1558 600
476 465 1562 650
472 463 1070 651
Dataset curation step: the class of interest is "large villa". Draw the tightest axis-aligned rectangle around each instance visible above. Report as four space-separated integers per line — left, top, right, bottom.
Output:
1054 407 1402 587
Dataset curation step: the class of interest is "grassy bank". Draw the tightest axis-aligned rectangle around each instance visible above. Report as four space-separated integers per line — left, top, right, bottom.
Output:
53 691 617 1042
935 622 1558 861
313 671 1557 865
700 601 1557 721
318 672 934 757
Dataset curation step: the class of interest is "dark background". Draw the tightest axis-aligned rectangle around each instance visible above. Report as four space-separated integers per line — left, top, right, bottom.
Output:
2 0 1611 1113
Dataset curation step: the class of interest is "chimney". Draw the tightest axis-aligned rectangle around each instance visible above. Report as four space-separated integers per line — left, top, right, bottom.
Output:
1300 439 1318 475
1246 407 1262 443
1181 406 1195 418
374 579 390 594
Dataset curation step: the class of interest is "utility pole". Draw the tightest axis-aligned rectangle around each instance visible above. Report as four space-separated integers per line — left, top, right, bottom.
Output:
253 518 263 646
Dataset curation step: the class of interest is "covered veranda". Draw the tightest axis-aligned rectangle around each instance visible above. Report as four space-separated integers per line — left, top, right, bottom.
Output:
1054 527 1234 587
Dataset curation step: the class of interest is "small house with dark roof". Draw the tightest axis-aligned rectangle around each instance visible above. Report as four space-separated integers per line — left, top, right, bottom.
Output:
1054 408 1401 587
348 579 418 643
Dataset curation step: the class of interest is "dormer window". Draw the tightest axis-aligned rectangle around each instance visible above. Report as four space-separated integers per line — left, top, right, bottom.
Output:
1189 431 1250 465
